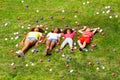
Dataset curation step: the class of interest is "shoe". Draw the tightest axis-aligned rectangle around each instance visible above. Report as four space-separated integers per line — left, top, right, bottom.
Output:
55 49 62 53
16 50 24 57
79 48 83 51
79 48 88 52
83 48 88 52
34 48 39 53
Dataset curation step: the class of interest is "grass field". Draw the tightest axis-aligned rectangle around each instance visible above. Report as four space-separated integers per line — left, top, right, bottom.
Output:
0 0 120 80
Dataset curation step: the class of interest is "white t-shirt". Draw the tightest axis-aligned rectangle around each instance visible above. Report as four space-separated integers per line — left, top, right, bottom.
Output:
47 32 61 40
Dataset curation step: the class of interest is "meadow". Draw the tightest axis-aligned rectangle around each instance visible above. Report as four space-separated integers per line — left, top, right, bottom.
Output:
0 0 120 80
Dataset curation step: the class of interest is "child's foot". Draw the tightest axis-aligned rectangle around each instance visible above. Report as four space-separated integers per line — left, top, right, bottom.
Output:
45 49 49 56
79 48 83 51
16 50 24 57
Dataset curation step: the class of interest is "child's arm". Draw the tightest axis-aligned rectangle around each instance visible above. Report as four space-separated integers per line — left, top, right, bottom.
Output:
61 33 65 37
72 31 77 35
41 35 47 44
92 28 98 34
78 26 87 33
57 34 61 45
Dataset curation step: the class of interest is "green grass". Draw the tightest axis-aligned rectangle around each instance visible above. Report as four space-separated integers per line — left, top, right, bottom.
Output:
0 0 120 80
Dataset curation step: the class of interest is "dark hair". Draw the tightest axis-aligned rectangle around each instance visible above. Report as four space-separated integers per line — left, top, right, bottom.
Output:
51 28 61 33
30 27 44 33
62 28 73 34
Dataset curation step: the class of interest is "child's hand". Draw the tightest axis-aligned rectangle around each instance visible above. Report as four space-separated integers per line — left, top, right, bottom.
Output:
61 33 64 35
38 40 42 43
61 33 64 36
83 26 87 29
94 28 98 31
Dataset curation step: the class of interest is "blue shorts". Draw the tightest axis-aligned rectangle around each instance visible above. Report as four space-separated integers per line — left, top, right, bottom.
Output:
26 37 37 42
49 38 58 43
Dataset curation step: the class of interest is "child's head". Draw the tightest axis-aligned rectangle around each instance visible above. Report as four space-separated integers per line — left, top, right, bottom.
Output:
52 28 61 33
31 27 44 33
63 28 73 34
85 27 91 32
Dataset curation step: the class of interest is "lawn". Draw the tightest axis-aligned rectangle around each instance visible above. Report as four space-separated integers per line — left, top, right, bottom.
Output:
0 0 120 80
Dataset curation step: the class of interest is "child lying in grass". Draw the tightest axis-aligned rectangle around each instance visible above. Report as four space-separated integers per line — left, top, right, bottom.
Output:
16 27 44 57
45 28 61 55
77 26 98 51
56 28 76 52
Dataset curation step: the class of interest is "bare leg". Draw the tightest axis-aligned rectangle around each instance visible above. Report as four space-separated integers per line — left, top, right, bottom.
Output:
82 42 87 49
77 40 87 49
46 39 51 49
34 41 39 48
77 40 83 48
49 41 56 52
22 40 35 53
42 37 47 44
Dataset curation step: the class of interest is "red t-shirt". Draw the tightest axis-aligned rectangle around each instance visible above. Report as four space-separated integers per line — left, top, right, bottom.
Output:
82 31 94 38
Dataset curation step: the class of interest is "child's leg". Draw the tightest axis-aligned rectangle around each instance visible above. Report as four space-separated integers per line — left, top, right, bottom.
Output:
45 39 51 55
67 38 73 49
22 40 35 53
42 37 47 44
46 39 51 49
49 41 56 52
82 41 87 49
34 41 39 48
60 38 68 50
77 40 84 49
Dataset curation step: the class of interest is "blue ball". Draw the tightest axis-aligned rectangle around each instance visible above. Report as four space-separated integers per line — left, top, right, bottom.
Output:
96 62 100 64
65 24 68 27
40 17 43 20
50 16 53 19
60 75 64 78
36 20 38 23
25 4 28 8
48 58 50 62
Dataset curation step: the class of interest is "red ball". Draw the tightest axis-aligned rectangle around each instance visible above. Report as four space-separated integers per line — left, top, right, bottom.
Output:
17 17 20 20
88 62 93 65
91 44 96 48
13 66 16 70
39 59 43 62
112 73 116 77
40 25 44 28
9 49 14 53
74 10 78 13
62 16 65 20
101 32 104 36
90 49 94 52
24 32 27 35
77 23 80 26
66 64 70 68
